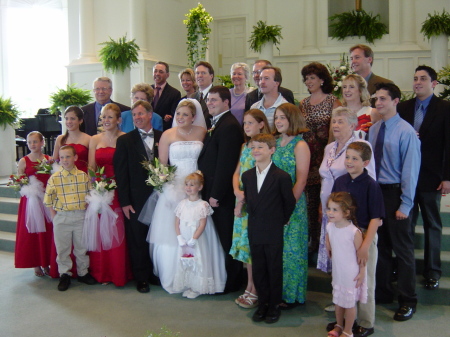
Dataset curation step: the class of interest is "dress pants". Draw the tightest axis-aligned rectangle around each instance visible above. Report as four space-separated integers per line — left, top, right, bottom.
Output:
376 187 417 307
411 190 442 280
53 210 89 277
250 243 283 309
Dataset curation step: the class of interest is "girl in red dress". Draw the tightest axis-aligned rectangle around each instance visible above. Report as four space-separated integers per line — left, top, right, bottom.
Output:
86 103 133 286
14 131 53 276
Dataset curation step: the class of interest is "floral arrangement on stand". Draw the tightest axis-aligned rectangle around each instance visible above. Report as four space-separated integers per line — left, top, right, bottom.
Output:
327 53 353 99
83 166 119 252
141 158 177 192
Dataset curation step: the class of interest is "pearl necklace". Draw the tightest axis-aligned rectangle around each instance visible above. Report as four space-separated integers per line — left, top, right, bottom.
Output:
177 126 193 136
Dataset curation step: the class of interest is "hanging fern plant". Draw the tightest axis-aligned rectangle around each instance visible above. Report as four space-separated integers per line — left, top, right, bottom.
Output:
420 9 450 40
248 20 283 53
183 3 213 68
98 34 140 73
329 10 388 44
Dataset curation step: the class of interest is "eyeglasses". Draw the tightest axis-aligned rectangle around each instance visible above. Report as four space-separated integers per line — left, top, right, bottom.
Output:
93 87 111 92
252 70 262 75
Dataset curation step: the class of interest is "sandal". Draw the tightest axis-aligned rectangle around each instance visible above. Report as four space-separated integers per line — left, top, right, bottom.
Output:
327 324 343 337
341 332 353 337
34 267 44 277
238 292 258 309
42 267 50 277
235 290 250 304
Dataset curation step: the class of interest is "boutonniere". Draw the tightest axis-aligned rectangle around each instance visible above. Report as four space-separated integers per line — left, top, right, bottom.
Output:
207 126 215 136
155 142 159 148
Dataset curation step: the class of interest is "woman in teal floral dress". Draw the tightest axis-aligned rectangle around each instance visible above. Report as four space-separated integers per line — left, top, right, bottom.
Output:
230 109 270 309
272 103 311 306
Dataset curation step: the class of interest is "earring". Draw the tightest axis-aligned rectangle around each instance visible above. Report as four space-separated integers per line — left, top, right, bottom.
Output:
321 82 323 86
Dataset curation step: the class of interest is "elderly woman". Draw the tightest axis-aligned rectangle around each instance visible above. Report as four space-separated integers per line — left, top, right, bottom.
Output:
341 74 376 139
230 62 251 124
299 62 341 252
178 68 197 99
317 107 376 274
120 83 163 132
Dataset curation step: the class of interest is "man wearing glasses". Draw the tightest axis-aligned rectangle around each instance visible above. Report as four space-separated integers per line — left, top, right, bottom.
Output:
81 77 130 135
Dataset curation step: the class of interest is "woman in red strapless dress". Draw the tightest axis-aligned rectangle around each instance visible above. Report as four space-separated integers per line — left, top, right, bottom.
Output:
86 103 133 286
49 106 91 278
14 132 53 276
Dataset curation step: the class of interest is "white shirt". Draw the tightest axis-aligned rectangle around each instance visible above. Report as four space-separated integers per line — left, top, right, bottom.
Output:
138 128 154 149
256 161 272 192
211 110 228 126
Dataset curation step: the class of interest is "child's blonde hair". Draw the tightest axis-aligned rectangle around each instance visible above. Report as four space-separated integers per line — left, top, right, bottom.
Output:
185 170 204 186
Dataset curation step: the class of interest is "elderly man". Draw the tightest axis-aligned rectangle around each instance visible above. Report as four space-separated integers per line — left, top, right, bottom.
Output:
250 66 287 128
245 59 294 111
194 61 215 128
151 61 181 131
398 65 450 291
81 77 130 135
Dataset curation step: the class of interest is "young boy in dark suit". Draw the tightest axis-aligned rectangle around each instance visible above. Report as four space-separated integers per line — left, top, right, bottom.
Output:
240 133 296 324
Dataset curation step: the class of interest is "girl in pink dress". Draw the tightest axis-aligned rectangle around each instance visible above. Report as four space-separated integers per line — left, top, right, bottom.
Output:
14 131 53 276
326 192 367 337
49 106 91 278
86 103 133 286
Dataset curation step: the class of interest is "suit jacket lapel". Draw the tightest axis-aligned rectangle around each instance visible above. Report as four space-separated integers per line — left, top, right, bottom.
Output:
254 164 276 207
199 111 231 158
131 129 149 161
419 95 438 135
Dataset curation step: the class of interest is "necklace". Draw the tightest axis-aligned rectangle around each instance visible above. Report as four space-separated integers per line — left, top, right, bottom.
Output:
177 126 193 136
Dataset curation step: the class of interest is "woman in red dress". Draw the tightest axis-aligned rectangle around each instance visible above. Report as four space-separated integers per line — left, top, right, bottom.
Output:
15 131 53 276
86 103 133 286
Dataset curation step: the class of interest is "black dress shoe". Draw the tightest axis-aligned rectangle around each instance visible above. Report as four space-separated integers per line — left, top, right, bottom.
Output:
393 305 416 321
148 275 161 286
265 307 281 324
326 320 358 332
136 281 150 293
78 273 97 285
58 273 71 291
354 326 374 337
252 305 268 322
424 278 439 290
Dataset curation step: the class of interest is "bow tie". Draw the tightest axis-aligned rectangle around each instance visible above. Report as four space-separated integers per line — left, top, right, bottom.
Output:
140 130 154 139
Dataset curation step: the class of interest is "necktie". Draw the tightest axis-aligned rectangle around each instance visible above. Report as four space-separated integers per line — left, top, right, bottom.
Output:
374 122 385 179
414 103 424 132
140 130 154 139
153 86 161 108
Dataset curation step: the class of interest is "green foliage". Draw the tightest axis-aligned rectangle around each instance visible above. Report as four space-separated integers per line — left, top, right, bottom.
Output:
329 10 388 44
400 91 415 102
248 20 283 53
183 3 213 68
98 34 140 73
49 84 92 115
145 326 181 337
216 75 233 88
0 96 22 129
437 65 450 101
421 9 450 40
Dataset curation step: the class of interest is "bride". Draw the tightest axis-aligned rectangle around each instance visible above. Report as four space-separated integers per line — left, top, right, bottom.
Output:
146 99 225 294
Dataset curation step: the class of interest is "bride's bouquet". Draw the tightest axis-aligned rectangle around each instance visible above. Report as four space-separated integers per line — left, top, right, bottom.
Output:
141 157 177 192
83 166 120 252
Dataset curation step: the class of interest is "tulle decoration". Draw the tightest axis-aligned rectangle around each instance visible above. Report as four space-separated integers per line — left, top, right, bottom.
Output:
52 161 62 173
20 176 50 233
138 190 160 226
83 189 121 252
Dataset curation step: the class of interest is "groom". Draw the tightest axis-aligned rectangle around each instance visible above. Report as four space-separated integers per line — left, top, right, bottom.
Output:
113 100 162 293
198 86 244 292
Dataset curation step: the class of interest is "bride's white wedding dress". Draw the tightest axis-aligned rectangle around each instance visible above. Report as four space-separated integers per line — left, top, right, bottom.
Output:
148 141 225 294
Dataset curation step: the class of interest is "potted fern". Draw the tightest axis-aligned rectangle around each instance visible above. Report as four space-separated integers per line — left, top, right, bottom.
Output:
421 10 450 70
49 84 92 116
248 20 283 62
0 96 21 175
328 10 388 44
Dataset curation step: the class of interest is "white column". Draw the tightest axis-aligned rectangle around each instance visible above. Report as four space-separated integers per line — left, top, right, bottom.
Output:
130 0 148 58
399 0 416 47
303 0 317 51
77 0 96 63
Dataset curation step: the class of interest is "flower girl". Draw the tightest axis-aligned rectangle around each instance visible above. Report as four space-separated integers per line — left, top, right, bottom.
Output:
172 171 226 298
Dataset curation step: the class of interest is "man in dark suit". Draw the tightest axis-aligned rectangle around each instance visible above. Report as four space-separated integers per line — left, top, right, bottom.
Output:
113 100 162 293
241 133 296 324
245 59 295 111
151 61 181 131
349 44 393 106
81 77 130 135
197 85 244 292
398 65 450 290
194 61 215 128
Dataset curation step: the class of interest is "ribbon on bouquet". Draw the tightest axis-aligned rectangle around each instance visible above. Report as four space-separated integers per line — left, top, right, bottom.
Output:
20 176 51 233
82 189 121 252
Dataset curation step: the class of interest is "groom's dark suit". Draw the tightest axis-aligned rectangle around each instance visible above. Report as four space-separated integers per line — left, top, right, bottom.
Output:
113 128 162 283
198 111 244 291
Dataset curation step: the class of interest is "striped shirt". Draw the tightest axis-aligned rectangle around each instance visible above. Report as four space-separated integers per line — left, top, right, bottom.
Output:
44 167 90 211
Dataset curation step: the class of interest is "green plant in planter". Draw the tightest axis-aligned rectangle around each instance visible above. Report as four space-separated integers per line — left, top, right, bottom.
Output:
0 96 22 129
248 20 283 53
183 3 213 68
49 84 92 115
329 10 388 44
420 9 450 40
216 75 233 89
437 65 450 101
98 34 140 73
